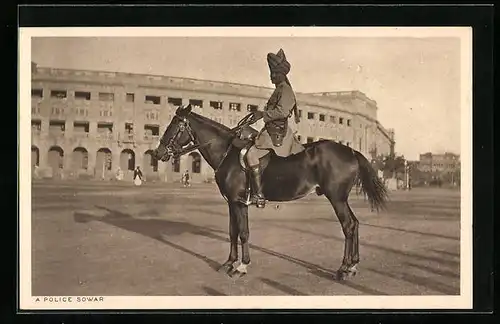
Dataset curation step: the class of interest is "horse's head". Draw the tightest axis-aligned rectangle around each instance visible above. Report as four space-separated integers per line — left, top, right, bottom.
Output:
152 104 194 162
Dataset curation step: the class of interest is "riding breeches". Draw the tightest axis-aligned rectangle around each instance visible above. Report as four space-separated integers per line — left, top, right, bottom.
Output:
246 145 270 167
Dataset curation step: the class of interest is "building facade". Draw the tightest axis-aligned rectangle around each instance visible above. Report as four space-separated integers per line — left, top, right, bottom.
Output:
418 152 460 173
30 63 395 183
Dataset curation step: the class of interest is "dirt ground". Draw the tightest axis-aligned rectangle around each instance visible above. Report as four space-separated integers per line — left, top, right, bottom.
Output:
30 180 461 296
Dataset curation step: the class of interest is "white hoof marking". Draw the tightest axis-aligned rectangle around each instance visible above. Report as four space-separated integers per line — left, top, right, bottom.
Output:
235 263 248 274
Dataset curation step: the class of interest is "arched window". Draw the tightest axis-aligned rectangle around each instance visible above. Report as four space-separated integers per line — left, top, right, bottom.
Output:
72 147 88 170
172 157 180 173
120 149 135 171
189 152 201 174
144 150 158 172
31 146 39 167
48 146 64 169
97 148 112 171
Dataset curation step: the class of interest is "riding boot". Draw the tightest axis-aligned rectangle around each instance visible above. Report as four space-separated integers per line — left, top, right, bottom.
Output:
250 166 266 208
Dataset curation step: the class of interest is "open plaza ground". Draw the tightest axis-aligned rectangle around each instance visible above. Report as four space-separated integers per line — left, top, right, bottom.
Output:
29 180 461 296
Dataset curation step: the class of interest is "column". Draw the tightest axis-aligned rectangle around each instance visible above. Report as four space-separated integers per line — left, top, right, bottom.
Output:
201 159 213 183
134 148 143 173
157 151 166 181
65 118 74 139
162 160 172 183
180 155 189 175
38 142 48 170
86 144 96 176
63 144 73 178
89 121 98 138
89 121 99 177
112 145 121 174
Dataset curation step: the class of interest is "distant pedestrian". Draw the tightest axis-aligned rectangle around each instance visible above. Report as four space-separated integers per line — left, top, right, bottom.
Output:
182 170 191 187
33 165 39 179
115 167 124 181
133 166 143 186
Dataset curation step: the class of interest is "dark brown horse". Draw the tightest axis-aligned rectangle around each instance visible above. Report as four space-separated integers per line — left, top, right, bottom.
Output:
152 104 389 280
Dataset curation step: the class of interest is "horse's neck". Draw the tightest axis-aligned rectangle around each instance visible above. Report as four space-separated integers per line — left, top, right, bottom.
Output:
190 116 232 170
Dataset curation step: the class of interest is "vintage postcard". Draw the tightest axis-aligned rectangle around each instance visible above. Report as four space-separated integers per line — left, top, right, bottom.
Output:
19 27 472 310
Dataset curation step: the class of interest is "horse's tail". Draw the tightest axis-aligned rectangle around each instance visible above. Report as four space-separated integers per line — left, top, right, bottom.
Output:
353 151 389 212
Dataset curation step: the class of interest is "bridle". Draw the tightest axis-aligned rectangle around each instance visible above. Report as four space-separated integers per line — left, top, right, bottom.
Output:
159 115 201 160
158 111 257 171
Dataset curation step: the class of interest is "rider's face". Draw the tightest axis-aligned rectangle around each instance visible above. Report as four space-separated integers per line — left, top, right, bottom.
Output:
270 72 282 84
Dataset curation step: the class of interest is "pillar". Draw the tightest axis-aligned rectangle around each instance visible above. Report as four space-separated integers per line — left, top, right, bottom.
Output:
112 147 121 173
87 146 96 176
134 148 143 172
89 121 98 139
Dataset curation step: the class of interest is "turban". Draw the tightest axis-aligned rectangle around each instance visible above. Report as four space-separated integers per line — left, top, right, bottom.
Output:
267 49 291 75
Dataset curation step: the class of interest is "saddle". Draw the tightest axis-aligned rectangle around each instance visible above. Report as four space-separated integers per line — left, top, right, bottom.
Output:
231 125 257 149
231 125 270 169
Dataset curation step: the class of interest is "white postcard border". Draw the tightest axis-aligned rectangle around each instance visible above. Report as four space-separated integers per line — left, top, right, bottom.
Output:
18 26 473 310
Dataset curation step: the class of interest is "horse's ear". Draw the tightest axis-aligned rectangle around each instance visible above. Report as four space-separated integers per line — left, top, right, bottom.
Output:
175 106 182 116
176 104 192 117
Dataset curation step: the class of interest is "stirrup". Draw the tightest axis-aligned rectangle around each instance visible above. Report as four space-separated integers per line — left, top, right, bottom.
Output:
252 195 266 208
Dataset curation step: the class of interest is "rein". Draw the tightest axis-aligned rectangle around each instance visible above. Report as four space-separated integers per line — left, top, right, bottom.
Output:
162 113 258 172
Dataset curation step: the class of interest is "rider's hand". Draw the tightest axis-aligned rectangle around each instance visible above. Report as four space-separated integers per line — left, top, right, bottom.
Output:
294 114 301 124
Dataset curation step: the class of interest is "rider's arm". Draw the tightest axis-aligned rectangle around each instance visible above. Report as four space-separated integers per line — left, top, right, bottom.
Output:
263 84 295 123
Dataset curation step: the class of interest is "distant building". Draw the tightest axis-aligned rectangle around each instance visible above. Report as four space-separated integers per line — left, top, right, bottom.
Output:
418 152 460 173
30 63 395 182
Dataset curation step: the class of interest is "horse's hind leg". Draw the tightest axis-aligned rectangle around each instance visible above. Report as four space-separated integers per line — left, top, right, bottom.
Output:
346 202 360 266
328 198 360 280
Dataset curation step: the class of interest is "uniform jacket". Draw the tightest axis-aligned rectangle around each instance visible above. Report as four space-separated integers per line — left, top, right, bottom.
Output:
254 81 304 157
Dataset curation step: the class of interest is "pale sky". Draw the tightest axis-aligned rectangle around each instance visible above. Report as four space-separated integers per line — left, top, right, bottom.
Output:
31 36 462 160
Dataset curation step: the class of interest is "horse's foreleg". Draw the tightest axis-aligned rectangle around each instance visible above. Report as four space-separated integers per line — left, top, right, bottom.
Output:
230 203 250 278
330 199 359 280
218 203 239 274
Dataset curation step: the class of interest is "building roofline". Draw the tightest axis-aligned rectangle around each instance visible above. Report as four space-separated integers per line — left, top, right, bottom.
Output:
33 65 380 104
419 152 460 157
34 65 277 92
304 91 378 107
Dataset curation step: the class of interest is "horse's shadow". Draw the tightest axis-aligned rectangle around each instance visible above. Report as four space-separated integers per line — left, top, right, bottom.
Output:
74 206 229 271
73 206 389 295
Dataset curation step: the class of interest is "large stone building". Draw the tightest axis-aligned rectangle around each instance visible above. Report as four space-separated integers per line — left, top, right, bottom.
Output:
30 63 395 183
418 152 460 173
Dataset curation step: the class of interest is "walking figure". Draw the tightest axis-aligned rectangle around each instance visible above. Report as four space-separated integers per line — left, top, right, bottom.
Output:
115 167 124 181
133 166 143 186
182 170 191 187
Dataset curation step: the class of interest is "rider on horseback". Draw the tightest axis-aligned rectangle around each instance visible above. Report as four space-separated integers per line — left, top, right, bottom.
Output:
246 48 301 208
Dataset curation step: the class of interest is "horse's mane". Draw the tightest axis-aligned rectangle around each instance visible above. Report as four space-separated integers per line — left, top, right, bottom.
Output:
190 111 234 135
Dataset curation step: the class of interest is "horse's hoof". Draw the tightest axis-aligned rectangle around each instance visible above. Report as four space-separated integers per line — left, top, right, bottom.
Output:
348 264 359 276
228 262 249 279
336 270 347 281
229 269 247 279
336 266 358 281
218 263 234 274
